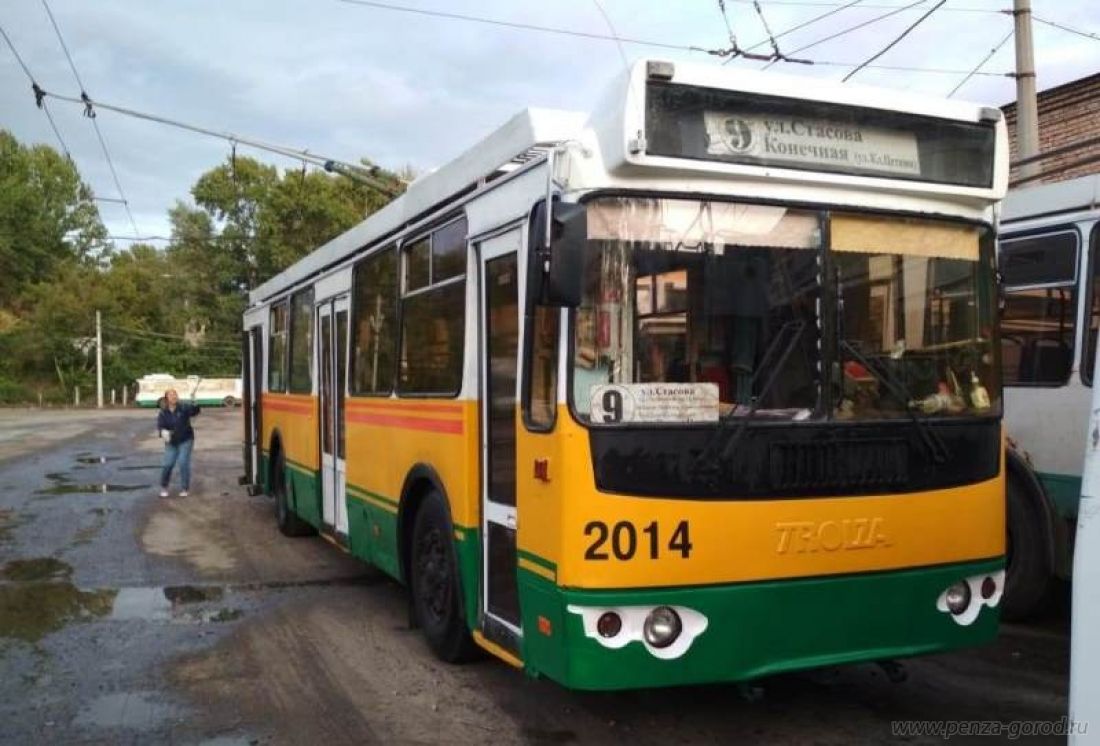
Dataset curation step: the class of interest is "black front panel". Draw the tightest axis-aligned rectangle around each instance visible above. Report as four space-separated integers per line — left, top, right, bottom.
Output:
589 419 999 499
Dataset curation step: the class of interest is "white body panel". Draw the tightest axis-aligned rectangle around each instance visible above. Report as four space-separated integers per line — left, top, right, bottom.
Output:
1000 175 1100 496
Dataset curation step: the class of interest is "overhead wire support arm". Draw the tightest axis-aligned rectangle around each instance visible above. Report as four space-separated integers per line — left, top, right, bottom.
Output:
751 0 813 64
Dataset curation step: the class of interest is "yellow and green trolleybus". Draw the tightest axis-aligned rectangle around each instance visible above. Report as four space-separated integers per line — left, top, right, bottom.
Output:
240 59 1009 689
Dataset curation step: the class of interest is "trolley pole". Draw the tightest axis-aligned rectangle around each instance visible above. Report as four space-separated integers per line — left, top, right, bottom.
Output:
1012 0 1040 181
95 310 104 409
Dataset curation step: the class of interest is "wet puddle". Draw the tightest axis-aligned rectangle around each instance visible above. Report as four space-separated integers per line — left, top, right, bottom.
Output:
110 585 229 622
37 467 150 496
36 483 149 496
73 691 182 730
0 559 116 642
75 456 124 465
2 557 72 582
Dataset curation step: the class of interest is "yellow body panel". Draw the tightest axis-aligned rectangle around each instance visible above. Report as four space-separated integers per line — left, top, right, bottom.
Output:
261 392 319 470
517 407 1005 589
343 398 479 529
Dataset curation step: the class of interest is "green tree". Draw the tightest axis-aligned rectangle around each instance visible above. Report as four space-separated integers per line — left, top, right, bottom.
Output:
0 130 107 307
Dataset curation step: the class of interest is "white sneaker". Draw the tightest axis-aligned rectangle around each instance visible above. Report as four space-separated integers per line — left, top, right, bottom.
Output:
159 488 169 498
178 490 189 497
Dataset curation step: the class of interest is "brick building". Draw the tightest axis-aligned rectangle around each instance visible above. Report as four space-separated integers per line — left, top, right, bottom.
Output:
1002 71 1100 186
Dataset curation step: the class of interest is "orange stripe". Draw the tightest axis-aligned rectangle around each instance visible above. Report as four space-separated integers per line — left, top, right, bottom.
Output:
262 392 314 403
263 399 314 414
345 400 463 415
346 411 464 434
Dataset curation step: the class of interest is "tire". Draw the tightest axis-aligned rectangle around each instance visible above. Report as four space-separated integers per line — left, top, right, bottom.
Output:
223 396 236 407
1002 471 1052 621
273 451 314 538
410 493 478 663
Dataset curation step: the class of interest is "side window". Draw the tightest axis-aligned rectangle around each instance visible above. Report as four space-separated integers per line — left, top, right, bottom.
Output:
351 248 397 395
399 216 468 395
1085 224 1100 386
525 306 559 429
268 302 288 392
288 288 314 393
1000 230 1079 386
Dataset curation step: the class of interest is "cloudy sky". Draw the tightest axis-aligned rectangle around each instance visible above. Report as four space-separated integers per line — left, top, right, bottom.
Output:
2 0 1098 241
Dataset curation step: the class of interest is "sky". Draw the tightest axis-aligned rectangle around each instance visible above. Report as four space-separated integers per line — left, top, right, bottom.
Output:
1 0 1098 242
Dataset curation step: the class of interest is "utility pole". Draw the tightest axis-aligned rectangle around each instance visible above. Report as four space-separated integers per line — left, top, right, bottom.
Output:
95 310 104 409
1013 0 1040 180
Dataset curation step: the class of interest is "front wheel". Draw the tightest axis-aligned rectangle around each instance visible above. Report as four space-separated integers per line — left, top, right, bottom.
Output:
410 493 478 663
1002 471 1052 621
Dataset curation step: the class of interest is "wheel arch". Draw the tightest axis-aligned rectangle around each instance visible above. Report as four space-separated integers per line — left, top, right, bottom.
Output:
1005 443 1058 573
266 427 285 495
398 463 459 587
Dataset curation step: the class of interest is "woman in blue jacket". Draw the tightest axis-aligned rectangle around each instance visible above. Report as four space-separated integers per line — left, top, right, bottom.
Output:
157 389 200 497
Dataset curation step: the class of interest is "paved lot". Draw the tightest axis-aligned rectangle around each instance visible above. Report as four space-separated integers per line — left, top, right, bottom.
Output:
0 408 1072 744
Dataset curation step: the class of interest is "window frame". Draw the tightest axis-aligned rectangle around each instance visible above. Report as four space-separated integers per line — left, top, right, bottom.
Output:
267 300 289 393
397 214 469 398
349 246 398 397
287 287 315 394
522 208 559 432
999 226 1082 389
1081 222 1100 386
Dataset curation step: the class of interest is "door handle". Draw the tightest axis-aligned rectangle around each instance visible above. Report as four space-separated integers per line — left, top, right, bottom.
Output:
506 514 517 529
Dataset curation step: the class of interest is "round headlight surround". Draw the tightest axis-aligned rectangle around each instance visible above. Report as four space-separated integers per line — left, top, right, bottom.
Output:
643 605 682 649
944 581 971 615
597 611 622 638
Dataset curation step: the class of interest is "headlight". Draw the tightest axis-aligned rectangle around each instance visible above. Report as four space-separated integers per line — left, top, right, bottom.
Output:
643 606 682 648
944 581 971 615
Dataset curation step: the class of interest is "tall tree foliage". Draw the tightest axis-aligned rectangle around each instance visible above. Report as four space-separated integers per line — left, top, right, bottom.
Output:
0 131 107 308
0 132 402 402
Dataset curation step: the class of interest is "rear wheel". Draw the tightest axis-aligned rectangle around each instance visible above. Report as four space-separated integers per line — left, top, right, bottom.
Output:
273 450 314 538
410 493 478 663
1002 471 1052 621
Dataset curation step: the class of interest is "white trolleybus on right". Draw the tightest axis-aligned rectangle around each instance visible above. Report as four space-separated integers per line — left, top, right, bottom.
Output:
1000 174 1100 619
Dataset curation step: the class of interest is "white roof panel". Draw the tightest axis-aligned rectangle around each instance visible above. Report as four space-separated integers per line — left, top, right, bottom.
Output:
249 107 585 305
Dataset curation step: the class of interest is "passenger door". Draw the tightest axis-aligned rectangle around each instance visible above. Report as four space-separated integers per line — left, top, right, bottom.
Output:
242 326 263 489
317 297 350 538
478 228 523 649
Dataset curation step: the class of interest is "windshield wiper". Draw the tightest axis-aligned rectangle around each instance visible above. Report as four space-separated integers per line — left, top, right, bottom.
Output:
691 319 806 480
838 339 949 464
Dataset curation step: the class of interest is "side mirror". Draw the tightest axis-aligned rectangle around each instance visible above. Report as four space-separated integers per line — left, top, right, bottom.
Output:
531 200 586 308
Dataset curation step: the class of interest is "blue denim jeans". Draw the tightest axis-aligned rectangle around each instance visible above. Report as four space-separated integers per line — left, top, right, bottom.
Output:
161 437 194 491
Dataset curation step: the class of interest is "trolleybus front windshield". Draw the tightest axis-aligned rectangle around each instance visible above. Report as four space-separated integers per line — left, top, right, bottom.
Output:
571 197 999 425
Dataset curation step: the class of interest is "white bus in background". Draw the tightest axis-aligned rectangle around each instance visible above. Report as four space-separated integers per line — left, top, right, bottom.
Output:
999 173 1100 619
135 373 243 408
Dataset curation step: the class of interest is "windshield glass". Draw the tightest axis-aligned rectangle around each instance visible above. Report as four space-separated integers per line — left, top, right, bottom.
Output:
832 213 999 419
573 197 822 424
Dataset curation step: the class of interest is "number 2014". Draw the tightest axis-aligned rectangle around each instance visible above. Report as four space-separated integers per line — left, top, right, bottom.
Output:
583 520 693 560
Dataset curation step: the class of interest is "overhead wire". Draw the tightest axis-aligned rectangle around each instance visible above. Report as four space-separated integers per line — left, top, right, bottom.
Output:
763 0 927 69
0 21 72 159
337 0 1009 77
32 87 405 197
723 0 865 64
948 28 1013 97
725 0 1000 12
41 0 141 238
1032 15 1100 43
337 0 712 53
843 0 947 81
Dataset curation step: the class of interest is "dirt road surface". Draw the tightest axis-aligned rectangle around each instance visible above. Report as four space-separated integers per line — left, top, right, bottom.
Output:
0 408 1071 744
